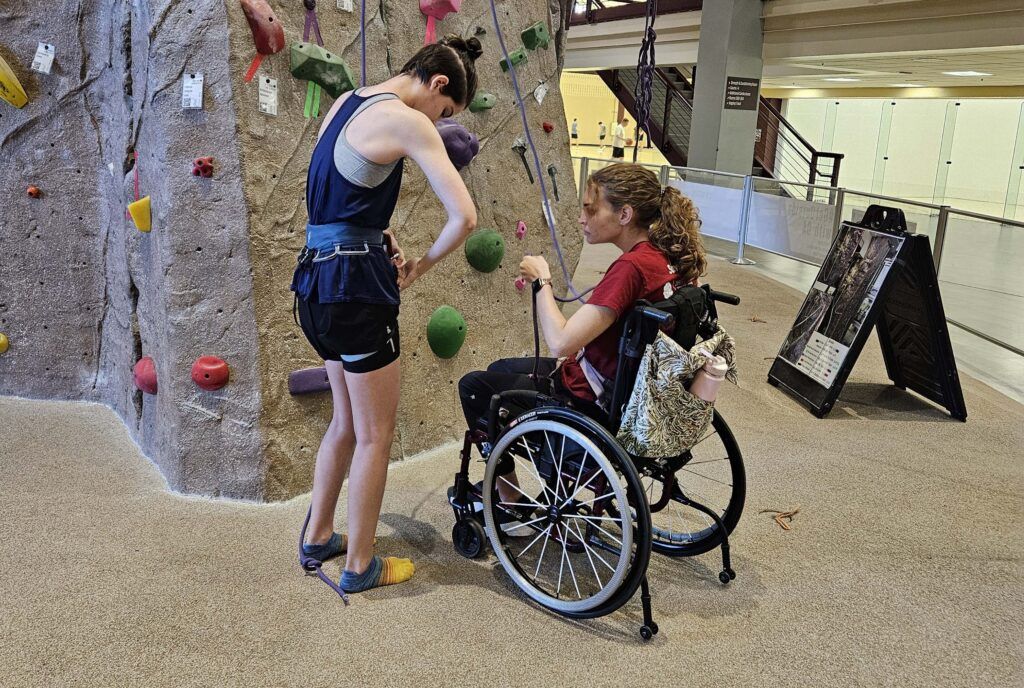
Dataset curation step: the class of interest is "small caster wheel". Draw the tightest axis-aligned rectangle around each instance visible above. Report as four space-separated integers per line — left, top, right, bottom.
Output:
452 519 486 559
649 622 659 635
639 625 654 641
727 568 736 580
719 570 731 585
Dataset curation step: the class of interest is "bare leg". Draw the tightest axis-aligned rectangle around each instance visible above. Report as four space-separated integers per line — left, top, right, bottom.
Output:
307 360 357 545
343 358 401 574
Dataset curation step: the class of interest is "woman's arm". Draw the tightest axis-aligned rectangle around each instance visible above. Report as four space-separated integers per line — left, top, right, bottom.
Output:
399 111 477 288
521 256 616 358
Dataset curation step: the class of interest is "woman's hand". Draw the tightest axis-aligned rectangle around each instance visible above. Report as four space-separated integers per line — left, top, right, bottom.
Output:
384 229 406 270
398 257 421 291
519 255 552 283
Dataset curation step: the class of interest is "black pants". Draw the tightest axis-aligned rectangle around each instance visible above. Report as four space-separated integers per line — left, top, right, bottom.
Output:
458 357 559 433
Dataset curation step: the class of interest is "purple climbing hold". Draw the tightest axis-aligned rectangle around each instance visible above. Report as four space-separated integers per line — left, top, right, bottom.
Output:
436 118 479 171
288 367 332 395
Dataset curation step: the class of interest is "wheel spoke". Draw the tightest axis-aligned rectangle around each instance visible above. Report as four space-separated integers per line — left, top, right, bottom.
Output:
517 524 552 559
565 515 623 545
498 476 545 508
499 514 548 532
533 525 553 580
518 438 559 502
571 491 614 509
562 464 602 509
566 520 602 589
678 465 733 487
561 524 582 599
514 443 557 504
567 519 616 578
556 524 567 598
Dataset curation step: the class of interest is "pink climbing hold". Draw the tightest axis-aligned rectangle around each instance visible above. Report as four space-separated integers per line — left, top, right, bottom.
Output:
514 276 527 292
420 0 462 45
192 156 214 178
133 356 158 395
515 220 527 240
191 356 230 391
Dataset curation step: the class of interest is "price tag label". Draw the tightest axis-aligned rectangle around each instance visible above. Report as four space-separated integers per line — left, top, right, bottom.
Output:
258 76 278 116
31 42 55 74
182 72 204 109
337 0 353 10
534 81 549 105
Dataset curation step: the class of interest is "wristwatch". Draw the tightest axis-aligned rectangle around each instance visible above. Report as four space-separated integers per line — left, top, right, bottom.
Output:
532 277 552 292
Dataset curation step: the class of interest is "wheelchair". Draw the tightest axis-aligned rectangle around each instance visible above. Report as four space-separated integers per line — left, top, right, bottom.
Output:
447 283 745 640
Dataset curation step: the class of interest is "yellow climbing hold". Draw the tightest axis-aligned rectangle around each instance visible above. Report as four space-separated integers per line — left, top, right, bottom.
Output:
0 54 28 109
0 333 9 355
128 196 152 232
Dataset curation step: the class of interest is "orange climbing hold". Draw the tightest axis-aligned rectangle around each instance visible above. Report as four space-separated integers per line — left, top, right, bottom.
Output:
191 356 230 391
27 185 41 198
133 356 158 394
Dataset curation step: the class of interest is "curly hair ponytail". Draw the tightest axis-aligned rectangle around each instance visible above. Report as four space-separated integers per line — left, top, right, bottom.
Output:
650 185 706 284
588 163 707 284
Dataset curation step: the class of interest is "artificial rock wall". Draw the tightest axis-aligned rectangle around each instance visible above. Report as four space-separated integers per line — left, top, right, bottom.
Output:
0 0 581 501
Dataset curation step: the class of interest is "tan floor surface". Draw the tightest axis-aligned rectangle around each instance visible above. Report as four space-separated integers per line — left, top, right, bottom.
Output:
2 258 1022 687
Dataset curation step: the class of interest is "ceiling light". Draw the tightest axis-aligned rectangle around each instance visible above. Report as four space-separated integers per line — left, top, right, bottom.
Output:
824 77 860 82
891 83 924 87
943 70 992 77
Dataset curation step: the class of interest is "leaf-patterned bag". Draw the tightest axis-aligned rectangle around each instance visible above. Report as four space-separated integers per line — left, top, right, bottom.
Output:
616 328 737 458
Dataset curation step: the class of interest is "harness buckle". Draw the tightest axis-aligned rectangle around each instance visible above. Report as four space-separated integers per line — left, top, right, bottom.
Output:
297 246 314 267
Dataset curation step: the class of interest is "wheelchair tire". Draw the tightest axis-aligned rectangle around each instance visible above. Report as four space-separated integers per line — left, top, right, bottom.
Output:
644 410 746 557
481 409 652 618
452 518 487 559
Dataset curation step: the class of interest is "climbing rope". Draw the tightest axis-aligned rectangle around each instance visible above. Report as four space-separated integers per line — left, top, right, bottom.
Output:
632 0 658 162
360 0 367 86
486 0 586 300
298 505 352 604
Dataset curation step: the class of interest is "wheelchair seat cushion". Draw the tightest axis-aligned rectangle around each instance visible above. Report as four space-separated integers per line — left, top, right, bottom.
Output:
616 328 737 458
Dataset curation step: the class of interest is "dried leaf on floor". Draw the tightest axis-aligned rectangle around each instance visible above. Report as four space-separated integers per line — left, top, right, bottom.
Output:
760 505 800 531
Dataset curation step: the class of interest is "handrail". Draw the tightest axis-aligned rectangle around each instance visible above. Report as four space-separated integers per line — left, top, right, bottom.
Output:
570 0 701 26
759 98 816 153
947 207 1024 229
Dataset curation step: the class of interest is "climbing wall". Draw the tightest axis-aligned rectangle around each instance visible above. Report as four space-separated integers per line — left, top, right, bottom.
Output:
0 0 581 501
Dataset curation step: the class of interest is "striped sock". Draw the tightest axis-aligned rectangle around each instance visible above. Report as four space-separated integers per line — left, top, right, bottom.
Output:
340 555 415 592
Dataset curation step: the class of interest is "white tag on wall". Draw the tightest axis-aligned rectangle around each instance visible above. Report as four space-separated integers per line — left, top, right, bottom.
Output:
337 0 353 11
182 72 204 109
31 42 55 74
534 81 549 105
258 76 278 116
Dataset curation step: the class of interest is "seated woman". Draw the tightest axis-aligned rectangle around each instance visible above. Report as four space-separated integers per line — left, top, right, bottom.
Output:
458 162 707 502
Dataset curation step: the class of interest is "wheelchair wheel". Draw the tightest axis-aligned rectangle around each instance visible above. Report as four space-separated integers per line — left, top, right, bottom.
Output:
481 411 652 617
452 519 487 559
641 410 746 557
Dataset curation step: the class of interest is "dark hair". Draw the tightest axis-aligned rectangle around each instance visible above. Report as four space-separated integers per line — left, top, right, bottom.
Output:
588 163 707 284
399 35 482 106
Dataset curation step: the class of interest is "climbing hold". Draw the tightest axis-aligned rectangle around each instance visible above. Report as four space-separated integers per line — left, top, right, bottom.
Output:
469 92 496 113
465 228 505 273
512 138 533 183
191 355 230 391
437 118 479 170
420 0 462 45
133 356 158 395
514 276 527 292
515 220 527 240
426 306 466 359
241 0 286 82
0 332 9 355
27 186 41 198
288 367 331 395
542 121 554 133
521 22 550 51
547 164 560 201
290 43 356 99
127 196 152 232
500 48 527 73
192 157 214 178
0 54 28 109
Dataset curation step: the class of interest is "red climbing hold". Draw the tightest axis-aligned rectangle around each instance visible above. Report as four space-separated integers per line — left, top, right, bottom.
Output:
133 356 158 395
542 121 554 133
192 157 214 178
241 0 286 82
191 356 230 391
27 185 41 198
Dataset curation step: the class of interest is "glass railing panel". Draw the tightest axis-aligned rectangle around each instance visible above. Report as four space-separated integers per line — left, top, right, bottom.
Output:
747 178 839 264
666 167 745 243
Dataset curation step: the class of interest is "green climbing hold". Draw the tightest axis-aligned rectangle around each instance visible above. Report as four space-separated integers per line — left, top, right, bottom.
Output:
427 306 467 359
290 42 356 99
465 228 505 273
500 48 527 73
469 92 496 113
521 22 550 51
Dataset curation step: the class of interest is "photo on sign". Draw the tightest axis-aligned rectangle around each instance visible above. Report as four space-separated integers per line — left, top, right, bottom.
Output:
778 224 904 385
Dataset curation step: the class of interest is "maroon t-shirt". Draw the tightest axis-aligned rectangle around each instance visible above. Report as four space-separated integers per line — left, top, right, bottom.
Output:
560 241 678 402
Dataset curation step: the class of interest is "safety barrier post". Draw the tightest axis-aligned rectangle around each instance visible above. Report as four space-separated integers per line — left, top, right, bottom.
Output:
831 187 846 239
933 205 950 272
730 174 756 265
659 164 669 188
578 157 590 204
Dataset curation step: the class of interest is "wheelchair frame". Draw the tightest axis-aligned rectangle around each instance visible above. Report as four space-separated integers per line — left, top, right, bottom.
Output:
449 284 744 641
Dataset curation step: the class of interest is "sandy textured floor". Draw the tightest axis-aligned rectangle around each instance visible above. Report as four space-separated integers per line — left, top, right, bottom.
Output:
2 258 1022 687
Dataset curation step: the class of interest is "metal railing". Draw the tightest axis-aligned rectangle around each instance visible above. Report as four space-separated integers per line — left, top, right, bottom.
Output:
571 155 1024 357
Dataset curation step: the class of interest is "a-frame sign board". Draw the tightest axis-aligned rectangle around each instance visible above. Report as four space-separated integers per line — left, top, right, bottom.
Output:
768 205 967 421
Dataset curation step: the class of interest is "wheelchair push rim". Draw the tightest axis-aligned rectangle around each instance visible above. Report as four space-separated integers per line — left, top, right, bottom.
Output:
482 419 646 615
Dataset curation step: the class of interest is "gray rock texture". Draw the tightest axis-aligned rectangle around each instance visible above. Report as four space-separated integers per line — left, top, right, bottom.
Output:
0 0 580 501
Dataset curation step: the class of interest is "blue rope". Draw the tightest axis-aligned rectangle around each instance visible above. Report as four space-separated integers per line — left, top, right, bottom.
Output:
360 0 367 86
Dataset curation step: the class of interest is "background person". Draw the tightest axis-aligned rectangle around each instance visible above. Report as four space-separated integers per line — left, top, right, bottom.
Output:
612 118 629 160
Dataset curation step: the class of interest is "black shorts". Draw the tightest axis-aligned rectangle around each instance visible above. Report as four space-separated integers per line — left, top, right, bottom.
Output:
297 298 400 373
571 133 578 139
612 146 625 158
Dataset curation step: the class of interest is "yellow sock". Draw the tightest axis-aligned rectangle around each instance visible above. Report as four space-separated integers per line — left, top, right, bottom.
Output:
340 555 415 592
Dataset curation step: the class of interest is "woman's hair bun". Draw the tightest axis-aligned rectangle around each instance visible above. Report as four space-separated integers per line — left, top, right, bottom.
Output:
442 35 483 61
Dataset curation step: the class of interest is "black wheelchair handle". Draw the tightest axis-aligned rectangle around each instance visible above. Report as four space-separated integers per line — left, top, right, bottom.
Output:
636 305 675 327
708 288 740 306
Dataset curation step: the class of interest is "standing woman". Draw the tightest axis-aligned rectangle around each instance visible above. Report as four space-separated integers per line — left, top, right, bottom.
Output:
291 36 480 594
